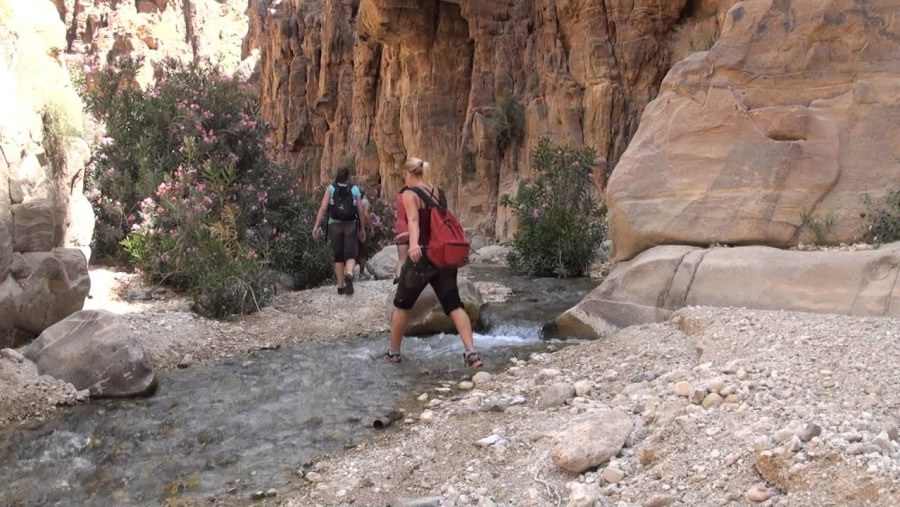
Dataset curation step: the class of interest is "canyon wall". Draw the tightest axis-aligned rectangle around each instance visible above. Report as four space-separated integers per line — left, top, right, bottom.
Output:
246 0 730 238
1 1 91 346
52 0 249 86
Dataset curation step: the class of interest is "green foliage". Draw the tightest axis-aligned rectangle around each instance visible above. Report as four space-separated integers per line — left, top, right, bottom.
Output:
799 209 834 246
83 57 333 317
501 138 607 277
41 98 82 176
461 149 476 177
493 94 525 155
861 187 900 245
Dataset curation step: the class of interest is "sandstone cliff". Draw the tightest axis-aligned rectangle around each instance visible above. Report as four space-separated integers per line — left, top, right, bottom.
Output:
1 0 91 346
608 0 900 261
246 0 731 239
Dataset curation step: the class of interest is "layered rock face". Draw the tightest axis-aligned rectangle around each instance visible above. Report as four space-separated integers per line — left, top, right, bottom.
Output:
557 243 900 338
1 1 92 346
52 0 249 86
608 0 900 261
247 0 706 237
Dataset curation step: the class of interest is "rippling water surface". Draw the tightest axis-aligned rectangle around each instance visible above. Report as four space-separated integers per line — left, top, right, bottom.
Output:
0 267 597 505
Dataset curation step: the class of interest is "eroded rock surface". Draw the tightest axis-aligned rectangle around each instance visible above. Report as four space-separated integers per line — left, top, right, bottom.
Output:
608 1 900 261
558 243 900 337
20 309 156 397
247 0 712 238
1 1 92 346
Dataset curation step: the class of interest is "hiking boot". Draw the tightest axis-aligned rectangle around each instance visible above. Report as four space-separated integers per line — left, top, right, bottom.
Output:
337 286 345 295
384 351 402 364
344 273 354 295
463 351 483 368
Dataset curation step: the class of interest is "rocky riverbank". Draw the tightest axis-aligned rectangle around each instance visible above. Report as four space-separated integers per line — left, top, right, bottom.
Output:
3 269 899 507
271 307 900 507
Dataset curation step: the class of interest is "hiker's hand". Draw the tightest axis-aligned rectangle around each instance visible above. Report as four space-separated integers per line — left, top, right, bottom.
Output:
409 244 422 262
312 226 322 239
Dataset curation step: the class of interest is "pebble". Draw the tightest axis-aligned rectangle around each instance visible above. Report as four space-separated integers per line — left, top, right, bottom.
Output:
475 434 505 447
708 377 725 394
458 381 474 390
745 484 772 502
601 466 625 484
417 393 429 401
798 423 821 442
472 371 492 385
0 349 25 363
643 494 674 507
420 411 436 424
574 381 593 397
702 393 723 408
674 381 692 397
177 354 195 368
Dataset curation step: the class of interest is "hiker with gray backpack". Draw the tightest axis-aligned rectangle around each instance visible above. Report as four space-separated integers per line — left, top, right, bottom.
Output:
312 166 367 295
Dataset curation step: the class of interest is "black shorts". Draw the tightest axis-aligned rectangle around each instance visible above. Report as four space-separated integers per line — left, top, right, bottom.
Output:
393 254 464 315
328 221 358 263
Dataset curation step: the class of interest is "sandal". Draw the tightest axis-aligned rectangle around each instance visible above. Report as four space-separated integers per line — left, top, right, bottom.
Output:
337 286 345 295
384 351 402 364
463 351 484 368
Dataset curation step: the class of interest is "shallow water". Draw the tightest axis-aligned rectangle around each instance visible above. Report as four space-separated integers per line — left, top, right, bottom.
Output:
0 267 597 506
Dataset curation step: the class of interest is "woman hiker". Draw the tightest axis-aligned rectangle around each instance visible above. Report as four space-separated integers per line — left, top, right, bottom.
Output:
385 157 483 368
312 166 367 295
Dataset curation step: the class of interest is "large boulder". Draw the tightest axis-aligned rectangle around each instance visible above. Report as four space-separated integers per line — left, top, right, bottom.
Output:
368 245 399 280
0 249 90 347
608 1 900 262
551 409 633 473
557 243 900 336
19 309 156 398
386 278 485 335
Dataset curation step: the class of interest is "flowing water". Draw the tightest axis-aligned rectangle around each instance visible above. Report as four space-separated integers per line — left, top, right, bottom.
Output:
0 267 597 506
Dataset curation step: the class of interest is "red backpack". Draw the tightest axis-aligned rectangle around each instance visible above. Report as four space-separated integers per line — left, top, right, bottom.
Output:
410 187 470 268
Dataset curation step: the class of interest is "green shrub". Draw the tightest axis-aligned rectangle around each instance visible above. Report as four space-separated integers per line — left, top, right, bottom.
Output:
83 57 333 317
861 187 900 245
501 138 607 277
493 94 525 155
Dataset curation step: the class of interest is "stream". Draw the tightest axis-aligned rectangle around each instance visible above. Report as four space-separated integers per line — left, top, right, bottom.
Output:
0 267 597 506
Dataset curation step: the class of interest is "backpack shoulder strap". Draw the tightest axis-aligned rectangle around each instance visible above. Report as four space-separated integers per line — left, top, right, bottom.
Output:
410 186 442 210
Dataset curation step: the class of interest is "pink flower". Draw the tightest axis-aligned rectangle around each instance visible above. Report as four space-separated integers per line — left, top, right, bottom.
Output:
532 208 542 219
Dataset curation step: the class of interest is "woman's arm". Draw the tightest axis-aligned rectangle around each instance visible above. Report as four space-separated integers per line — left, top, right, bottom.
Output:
312 187 330 238
403 191 422 261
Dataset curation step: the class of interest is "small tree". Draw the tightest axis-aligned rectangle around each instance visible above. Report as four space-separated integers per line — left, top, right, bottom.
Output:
501 138 607 277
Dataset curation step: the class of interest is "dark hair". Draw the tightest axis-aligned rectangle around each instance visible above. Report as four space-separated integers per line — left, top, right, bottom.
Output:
334 166 351 184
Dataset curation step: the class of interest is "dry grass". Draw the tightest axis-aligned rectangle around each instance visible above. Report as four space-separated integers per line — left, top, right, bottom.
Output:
669 15 721 63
